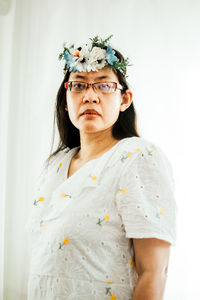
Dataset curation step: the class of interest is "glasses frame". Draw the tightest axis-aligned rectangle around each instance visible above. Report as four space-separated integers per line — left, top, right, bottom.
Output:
64 81 124 93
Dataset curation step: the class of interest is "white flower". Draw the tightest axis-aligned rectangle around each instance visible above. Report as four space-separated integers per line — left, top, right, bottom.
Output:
65 44 108 72
87 59 107 72
70 44 91 72
89 47 106 63
87 47 107 71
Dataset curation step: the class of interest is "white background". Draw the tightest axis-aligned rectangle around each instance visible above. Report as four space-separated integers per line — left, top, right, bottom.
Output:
0 0 200 299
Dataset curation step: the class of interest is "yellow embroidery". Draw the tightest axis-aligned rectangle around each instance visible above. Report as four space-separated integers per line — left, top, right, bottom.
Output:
58 238 69 250
57 162 62 173
57 162 63 172
97 215 110 226
91 176 97 181
61 193 67 198
64 238 69 245
121 151 134 162
120 188 126 194
160 209 165 215
110 295 116 300
107 282 112 284
136 148 141 151
34 196 45 206
130 258 134 265
42 224 46 230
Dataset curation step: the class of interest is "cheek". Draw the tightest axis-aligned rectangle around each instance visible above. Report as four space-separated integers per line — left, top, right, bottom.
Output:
67 99 74 111
68 108 77 123
104 98 121 115
66 96 77 118
101 102 120 126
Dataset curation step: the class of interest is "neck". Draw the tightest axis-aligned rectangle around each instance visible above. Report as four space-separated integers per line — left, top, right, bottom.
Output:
75 130 120 162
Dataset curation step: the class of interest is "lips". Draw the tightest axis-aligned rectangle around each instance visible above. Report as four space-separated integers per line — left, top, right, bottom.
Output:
82 109 100 115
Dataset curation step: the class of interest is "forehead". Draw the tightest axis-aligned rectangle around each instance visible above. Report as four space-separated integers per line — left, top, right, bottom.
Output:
69 67 119 82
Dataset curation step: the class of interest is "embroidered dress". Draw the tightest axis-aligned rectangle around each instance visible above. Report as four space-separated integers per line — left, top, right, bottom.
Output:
25 136 177 300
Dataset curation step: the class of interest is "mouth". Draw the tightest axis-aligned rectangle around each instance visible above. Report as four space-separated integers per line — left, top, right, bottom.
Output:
81 110 100 116
82 113 99 118
83 112 98 115
81 110 101 120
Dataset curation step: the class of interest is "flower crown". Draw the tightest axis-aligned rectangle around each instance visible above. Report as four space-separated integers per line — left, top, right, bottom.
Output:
58 35 132 78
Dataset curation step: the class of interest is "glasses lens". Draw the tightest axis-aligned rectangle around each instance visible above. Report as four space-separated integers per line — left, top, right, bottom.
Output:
69 82 86 92
96 82 115 93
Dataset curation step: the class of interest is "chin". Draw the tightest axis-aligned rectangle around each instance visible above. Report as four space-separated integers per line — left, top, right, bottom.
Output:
82 127 100 133
79 123 103 132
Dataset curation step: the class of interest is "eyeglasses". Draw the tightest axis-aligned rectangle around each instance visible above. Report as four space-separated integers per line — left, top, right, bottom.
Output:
64 81 123 94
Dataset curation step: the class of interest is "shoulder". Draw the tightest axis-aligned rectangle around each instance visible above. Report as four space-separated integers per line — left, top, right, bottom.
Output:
46 147 71 168
120 136 171 159
117 136 160 163
39 147 72 178
120 136 156 151
118 137 174 179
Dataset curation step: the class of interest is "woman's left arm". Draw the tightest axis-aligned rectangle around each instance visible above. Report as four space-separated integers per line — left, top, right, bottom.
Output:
132 237 171 300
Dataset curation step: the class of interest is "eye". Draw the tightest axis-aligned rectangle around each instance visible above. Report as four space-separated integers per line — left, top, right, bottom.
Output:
97 83 112 92
72 82 86 91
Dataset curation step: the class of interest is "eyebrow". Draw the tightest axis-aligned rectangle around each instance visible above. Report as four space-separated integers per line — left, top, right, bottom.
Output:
72 75 112 81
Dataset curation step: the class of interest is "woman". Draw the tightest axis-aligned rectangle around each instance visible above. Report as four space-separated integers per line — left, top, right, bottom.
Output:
26 35 177 300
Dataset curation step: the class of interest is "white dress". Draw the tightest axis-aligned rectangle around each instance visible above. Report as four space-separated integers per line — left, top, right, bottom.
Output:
25 136 177 300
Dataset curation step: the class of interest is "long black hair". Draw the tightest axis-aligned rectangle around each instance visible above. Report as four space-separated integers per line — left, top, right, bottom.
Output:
45 48 140 168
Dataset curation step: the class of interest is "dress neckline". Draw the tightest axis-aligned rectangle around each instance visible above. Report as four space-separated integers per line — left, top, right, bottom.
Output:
64 138 126 181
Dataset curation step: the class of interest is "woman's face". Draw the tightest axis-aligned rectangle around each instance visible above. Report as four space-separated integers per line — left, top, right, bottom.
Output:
65 66 132 135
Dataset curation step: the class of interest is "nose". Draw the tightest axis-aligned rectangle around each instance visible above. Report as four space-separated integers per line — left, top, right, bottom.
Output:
82 85 100 104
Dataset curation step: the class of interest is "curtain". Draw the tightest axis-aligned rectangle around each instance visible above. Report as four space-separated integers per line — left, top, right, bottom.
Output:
1 0 200 299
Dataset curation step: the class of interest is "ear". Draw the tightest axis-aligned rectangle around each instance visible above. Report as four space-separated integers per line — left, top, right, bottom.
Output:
120 89 133 112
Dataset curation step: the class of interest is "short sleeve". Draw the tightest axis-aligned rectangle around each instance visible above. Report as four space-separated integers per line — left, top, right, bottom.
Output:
116 142 177 246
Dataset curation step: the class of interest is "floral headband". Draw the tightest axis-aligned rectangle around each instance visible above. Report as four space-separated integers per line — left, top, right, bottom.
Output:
58 35 132 78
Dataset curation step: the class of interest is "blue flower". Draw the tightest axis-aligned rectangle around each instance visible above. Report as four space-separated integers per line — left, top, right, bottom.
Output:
64 51 78 72
105 45 119 65
69 65 78 72
64 51 73 68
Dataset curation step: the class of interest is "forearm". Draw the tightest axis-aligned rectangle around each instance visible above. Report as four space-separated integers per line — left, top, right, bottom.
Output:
132 271 167 300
